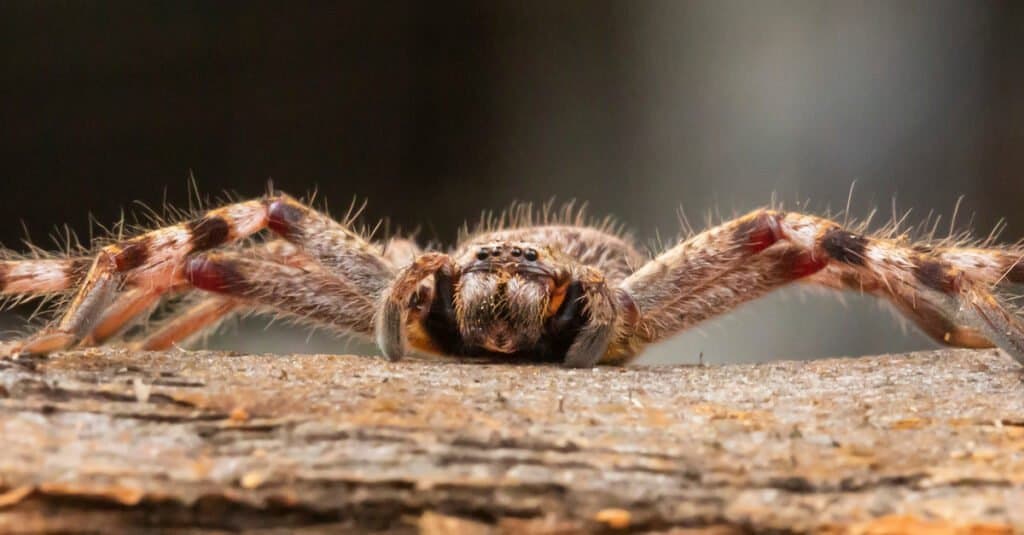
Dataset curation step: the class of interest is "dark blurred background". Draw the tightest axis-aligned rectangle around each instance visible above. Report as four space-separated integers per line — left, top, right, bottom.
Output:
1 1 1022 364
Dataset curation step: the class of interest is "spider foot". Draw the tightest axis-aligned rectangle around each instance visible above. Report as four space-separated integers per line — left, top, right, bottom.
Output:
0 330 77 360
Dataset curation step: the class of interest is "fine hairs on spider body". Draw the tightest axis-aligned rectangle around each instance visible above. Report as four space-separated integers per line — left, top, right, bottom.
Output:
1 191 1023 367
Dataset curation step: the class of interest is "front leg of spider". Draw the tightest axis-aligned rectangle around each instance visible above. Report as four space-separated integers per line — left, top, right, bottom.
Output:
551 267 619 368
376 252 459 361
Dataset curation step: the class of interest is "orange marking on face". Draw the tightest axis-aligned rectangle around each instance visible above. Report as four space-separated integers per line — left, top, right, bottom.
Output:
546 278 569 318
405 319 442 355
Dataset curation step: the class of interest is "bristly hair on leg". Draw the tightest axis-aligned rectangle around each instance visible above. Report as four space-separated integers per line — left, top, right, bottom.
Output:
1 184 1022 366
0 216 94 317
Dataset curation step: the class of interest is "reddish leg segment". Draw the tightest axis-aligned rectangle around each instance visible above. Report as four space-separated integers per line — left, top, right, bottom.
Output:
133 297 241 351
614 209 1024 365
2 195 394 358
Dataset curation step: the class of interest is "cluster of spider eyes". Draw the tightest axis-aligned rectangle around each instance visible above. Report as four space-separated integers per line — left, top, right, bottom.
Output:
475 246 539 261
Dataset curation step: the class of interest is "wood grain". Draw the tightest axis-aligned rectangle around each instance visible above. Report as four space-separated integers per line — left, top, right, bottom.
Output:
0 348 1022 533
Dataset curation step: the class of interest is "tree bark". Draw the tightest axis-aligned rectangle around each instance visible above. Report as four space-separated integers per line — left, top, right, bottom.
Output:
0 348 1022 533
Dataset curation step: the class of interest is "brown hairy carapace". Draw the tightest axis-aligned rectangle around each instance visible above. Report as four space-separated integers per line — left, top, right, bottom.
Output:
1 193 1023 367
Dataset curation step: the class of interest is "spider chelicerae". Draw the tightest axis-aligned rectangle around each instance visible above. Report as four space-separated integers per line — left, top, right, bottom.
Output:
0 192 1022 367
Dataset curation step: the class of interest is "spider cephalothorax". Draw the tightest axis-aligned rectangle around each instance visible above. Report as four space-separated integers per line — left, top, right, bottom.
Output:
378 239 618 365
448 242 571 355
1 193 1023 368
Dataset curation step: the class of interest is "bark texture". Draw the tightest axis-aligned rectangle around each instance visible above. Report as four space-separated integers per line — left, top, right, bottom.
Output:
0 348 1022 533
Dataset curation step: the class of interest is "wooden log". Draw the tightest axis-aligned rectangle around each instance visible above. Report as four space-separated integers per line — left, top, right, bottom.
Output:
0 348 1022 533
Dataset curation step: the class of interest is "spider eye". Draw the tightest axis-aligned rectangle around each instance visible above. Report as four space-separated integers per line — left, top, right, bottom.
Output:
524 248 538 261
510 247 522 257
476 249 489 260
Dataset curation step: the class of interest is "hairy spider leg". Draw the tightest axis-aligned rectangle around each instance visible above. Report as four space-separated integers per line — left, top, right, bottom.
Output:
80 286 180 346
133 296 240 351
0 257 91 299
132 238 420 351
185 251 378 335
931 247 1024 285
1 195 396 358
615 209 1024 364
808 241 1024 352
73 240 305 348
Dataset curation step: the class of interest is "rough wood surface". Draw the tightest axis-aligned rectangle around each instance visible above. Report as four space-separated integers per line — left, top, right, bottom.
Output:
0 348 1022 533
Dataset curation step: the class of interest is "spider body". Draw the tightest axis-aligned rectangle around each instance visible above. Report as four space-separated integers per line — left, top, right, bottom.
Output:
1 193 1023 367
424 239 573 360
394 231 633 364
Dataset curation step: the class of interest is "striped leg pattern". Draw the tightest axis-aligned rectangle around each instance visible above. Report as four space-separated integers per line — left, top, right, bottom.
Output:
127 237 421 351
614 209 1024 364
0 194 398 358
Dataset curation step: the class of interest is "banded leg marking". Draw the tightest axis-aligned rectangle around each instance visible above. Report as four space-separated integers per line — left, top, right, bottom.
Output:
616 209 1024 364
2 194 392 357
186 252 379 336
0 258 90 297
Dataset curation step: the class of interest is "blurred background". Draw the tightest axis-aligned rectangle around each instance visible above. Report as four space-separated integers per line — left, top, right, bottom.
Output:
1 1 1022 364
